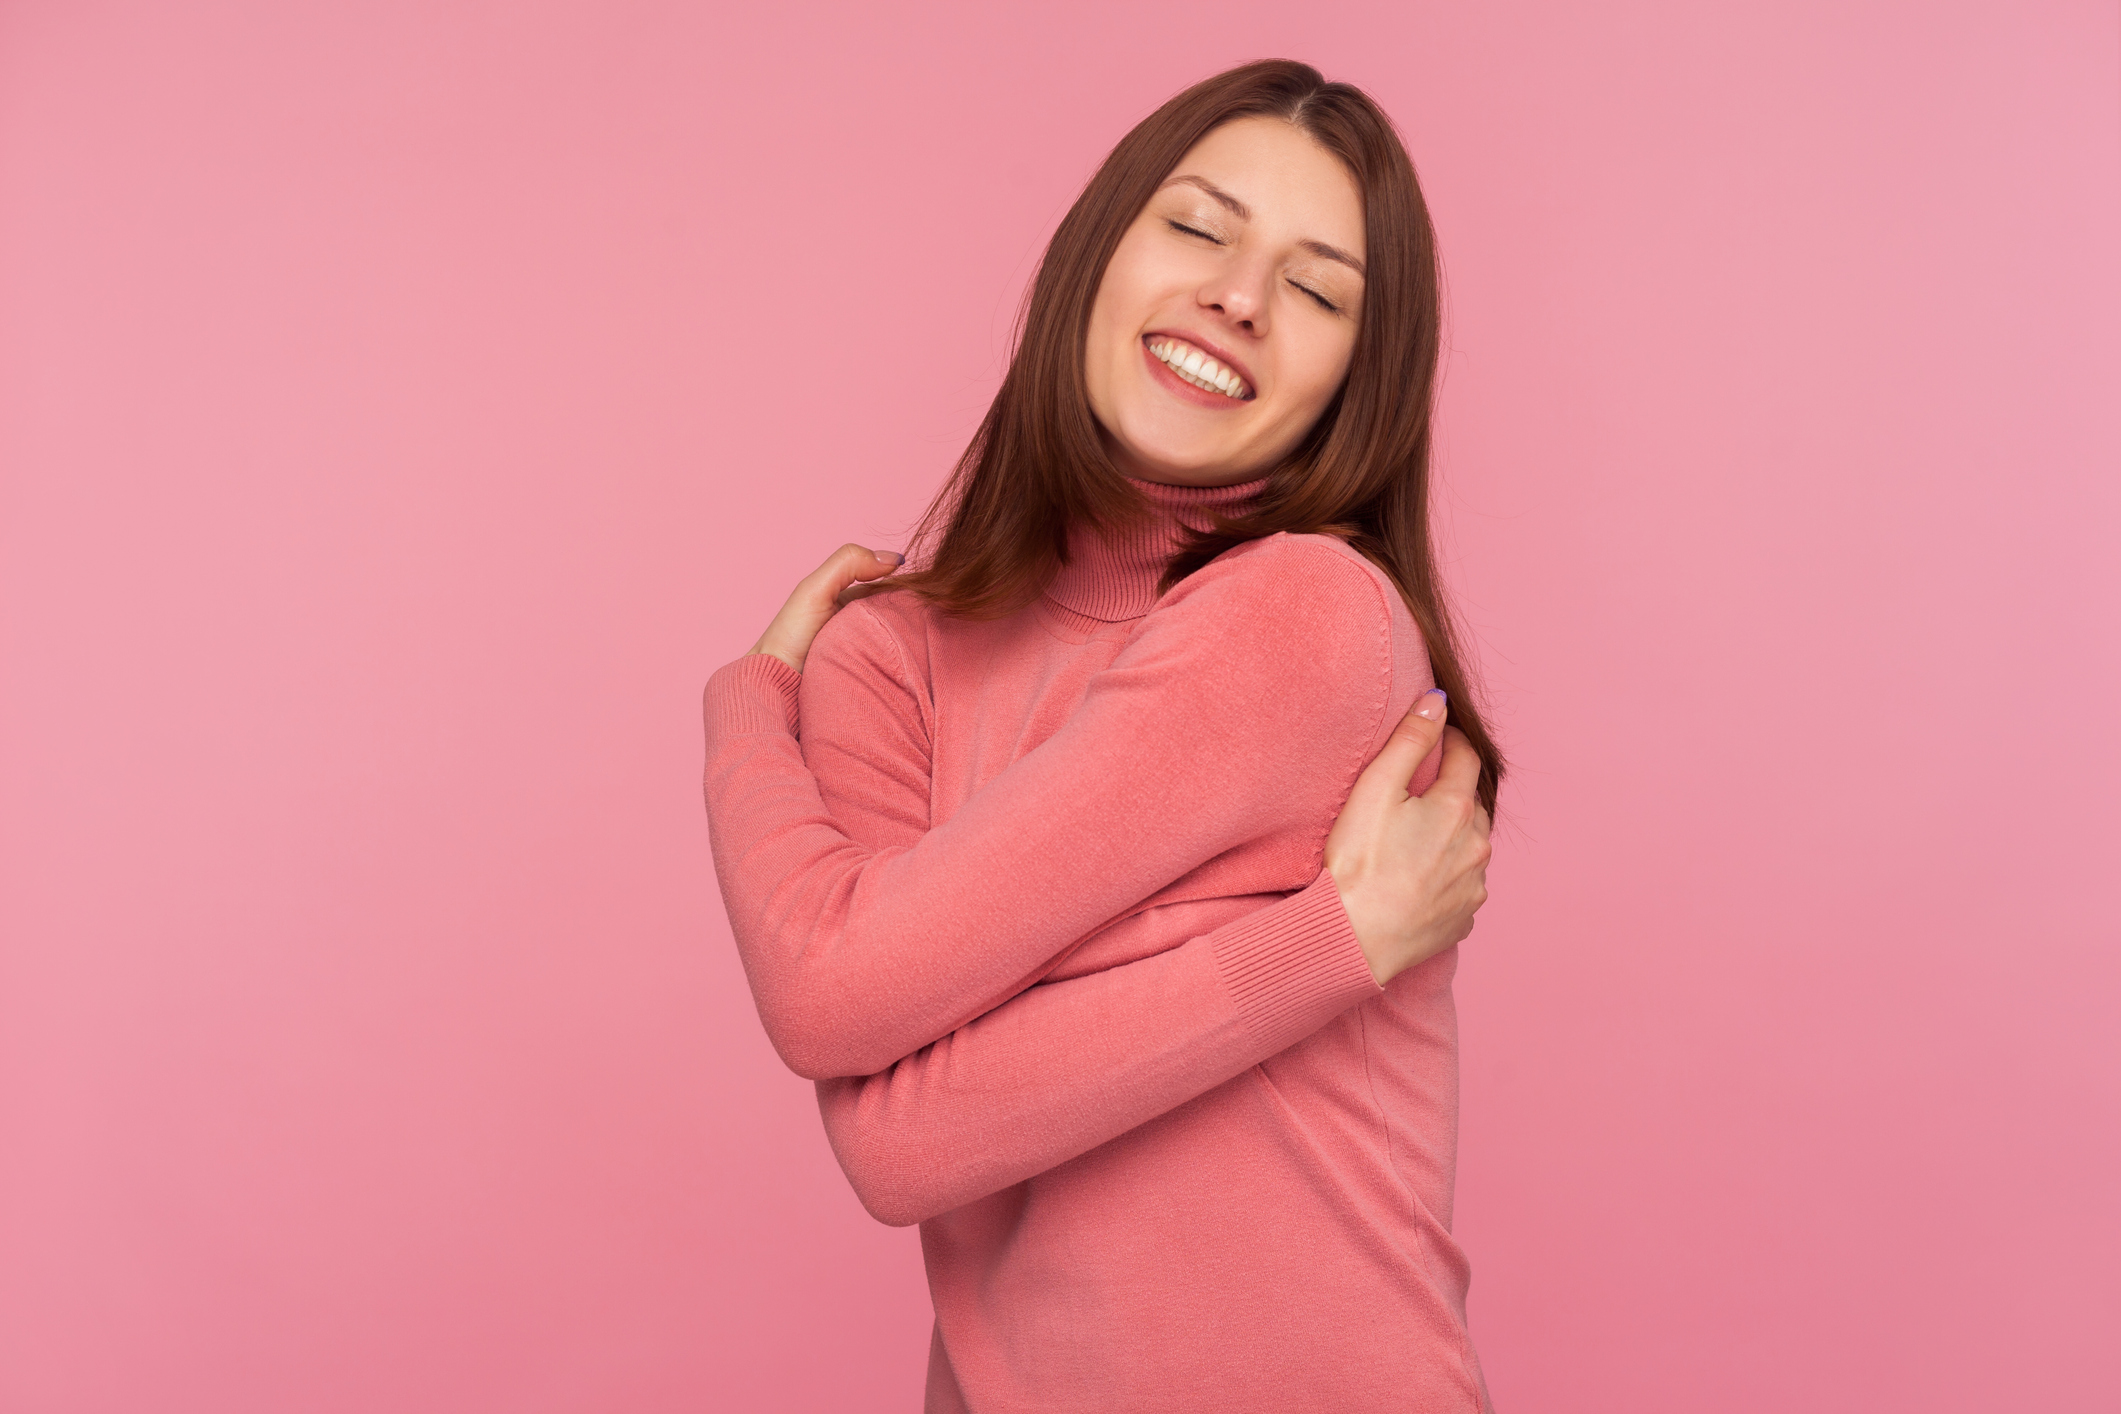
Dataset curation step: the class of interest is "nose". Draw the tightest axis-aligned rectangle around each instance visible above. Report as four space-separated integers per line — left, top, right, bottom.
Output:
1198 256 1270 336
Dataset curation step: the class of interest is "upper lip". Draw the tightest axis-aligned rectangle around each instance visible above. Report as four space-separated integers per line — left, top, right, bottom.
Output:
1144 329 1258 398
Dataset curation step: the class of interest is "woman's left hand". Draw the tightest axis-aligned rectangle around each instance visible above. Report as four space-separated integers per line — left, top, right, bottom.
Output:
749 544 904 673
1323 691 1493 986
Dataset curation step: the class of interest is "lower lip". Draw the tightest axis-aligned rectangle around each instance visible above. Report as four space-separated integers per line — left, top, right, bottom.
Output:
1141 339 1251 411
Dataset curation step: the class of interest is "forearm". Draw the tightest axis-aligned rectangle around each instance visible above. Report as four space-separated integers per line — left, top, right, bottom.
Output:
705 653 1059 1078
814 877 1380 1228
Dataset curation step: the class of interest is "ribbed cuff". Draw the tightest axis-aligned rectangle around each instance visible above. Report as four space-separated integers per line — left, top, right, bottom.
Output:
1211 874 1383 1052
704 653 802 739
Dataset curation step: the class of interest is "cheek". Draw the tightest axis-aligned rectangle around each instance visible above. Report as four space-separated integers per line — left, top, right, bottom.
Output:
1092 245 1157 342
1282 330 1356 423
1085 270 1153 433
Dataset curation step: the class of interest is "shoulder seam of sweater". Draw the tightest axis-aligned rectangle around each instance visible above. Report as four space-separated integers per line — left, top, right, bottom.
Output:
1337 543 1397 849
1256 534 1407 749
843 596 917 693
1215 533 1399 866
844 595 934 751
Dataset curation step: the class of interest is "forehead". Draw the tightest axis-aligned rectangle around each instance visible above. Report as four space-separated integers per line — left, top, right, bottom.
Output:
1165 117 1365 257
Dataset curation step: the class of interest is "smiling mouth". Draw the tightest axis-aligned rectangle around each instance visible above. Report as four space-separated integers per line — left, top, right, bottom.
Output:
1145 336 1253 400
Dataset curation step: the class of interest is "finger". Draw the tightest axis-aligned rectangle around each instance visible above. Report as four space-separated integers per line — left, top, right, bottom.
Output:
839 543 905 583
1346 689 1448 807
804 543 904 601
834 579 898 608
1431 726 1483 801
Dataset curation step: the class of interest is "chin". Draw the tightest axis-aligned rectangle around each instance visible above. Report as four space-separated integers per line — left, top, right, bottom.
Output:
1115 430 1240 482
1126 450 1223 484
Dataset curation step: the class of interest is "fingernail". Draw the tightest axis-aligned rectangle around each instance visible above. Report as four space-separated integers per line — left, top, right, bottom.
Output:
1413 689 1447 721
877 551 904 565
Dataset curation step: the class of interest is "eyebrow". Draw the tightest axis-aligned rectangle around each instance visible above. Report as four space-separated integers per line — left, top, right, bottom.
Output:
1298 238 1366 277
1161 174 1367 276
1165 174 1250 219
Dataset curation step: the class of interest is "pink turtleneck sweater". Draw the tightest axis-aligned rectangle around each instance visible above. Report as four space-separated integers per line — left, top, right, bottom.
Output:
702 479 1490 1413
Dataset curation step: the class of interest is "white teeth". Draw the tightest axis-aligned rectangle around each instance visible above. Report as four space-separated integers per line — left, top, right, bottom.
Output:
1148 337 1249 400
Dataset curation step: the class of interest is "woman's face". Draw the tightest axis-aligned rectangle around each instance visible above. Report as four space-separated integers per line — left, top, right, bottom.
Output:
1084 116 1367 488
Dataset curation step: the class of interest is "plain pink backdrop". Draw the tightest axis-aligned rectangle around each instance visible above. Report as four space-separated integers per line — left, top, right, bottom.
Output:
3 1 2116 1410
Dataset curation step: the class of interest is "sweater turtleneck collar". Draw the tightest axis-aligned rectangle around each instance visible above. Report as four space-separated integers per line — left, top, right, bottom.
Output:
1044 476 1268 624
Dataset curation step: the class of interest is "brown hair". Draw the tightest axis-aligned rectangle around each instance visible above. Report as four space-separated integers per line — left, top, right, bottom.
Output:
898 59 1503 809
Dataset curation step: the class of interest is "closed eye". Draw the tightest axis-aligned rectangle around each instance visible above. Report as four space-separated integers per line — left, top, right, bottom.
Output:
1166 219 1224 245
1290 280 1340 314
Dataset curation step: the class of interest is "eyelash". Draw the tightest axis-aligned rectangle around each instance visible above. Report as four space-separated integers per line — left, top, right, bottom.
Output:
1165 220 1342 314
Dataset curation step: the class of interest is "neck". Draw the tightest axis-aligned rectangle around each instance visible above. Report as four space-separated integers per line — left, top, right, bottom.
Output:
1044 476 1266 623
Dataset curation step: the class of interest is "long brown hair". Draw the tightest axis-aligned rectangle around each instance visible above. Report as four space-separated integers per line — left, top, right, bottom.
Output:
898 59 1503 809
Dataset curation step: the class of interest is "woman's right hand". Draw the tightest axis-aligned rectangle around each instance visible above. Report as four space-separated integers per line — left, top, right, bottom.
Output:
1322 690 1494 985
748 543 904 674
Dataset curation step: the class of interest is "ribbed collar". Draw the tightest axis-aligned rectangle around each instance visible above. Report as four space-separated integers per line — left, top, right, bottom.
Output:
1044 476 1267 623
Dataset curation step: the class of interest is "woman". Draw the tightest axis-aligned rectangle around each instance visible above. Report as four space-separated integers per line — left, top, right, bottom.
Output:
704 61 1502 1412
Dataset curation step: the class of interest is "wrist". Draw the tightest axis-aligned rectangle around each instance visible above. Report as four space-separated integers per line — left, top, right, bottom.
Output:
1327 865 1400 987
748 640 803 673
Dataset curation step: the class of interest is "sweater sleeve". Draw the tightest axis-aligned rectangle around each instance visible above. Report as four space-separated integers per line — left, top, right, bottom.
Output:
815 875 1379 1226
703 536 1397 1080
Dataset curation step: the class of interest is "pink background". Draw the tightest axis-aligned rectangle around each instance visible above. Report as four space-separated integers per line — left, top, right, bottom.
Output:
4 2 2117 1409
